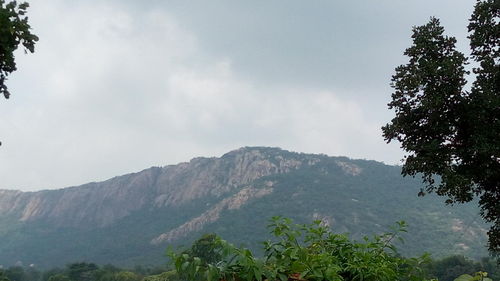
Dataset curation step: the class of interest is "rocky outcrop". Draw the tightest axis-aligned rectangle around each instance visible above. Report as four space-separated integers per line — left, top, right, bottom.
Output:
152 147 303 207
0 147 489 268
335 161 362 176
151 185 274 244
0 147 309 228
0 189 30 215
0 167 162 227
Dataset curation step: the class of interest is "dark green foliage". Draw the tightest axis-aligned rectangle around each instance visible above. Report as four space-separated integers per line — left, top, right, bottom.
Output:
424 255 500 281
182 234 223 266
426 256 481 281
382 0 499 253
46 274 70 281
109 271 140 281
2 266 40 281
41 268 64 281
1 263 150 281
170 217 435 281
0 271 11 281
142 271 181 281
0 251 496 281
0 0 38 99
67 263 98 281
466 0 500 256
4 267 25 281
3 266 40 281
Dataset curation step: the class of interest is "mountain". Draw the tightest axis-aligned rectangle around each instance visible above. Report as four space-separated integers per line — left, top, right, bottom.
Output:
0 147 489 269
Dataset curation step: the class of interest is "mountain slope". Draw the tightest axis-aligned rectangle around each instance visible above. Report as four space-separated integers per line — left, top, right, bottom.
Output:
0 147 488 268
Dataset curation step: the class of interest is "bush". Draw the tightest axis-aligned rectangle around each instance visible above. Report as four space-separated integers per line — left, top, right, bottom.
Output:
169 217 435 281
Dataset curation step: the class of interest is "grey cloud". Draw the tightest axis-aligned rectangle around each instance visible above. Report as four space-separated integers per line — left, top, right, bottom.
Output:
0 0 473 191
136 0 473 96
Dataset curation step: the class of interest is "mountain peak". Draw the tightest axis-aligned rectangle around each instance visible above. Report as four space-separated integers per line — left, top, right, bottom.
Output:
0 147 488 268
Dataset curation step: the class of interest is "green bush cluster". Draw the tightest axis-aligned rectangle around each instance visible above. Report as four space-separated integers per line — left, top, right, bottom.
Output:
1 218 497 281
0 263 145 281
169 217 435 281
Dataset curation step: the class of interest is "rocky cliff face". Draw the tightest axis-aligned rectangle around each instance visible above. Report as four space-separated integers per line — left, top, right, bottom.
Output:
0 147 314 228
0 167 161 227
0 147 487 268
151 184 275 244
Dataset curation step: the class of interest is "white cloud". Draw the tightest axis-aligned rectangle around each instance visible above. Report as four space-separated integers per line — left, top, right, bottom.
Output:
0 0 404 191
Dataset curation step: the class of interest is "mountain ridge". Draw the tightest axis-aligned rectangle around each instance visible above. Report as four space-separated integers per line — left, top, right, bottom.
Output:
0 147 489 268
0 147 304 227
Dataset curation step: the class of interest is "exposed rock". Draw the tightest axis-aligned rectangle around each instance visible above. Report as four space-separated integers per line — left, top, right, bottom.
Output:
151 186 273 244
312 212 335 227
451 218 464 232
335 161 362 176
455 243 470 251
307 158 321 166
0 147 299 228
0 147 489 268
152 148 302 207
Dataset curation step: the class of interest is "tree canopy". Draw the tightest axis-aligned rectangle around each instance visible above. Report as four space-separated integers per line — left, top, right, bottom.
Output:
0 271 11 281
383 0 499 254
0 0 38 99
170 217 435 281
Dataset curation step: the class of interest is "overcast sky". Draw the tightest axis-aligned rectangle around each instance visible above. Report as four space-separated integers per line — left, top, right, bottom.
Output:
0 0 474 191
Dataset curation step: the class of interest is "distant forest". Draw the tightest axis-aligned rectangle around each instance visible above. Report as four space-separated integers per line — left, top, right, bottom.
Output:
0 225 499 281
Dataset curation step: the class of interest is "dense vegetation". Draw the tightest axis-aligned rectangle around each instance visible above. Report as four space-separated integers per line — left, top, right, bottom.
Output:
0 218 498 281
383 0 499 253
170 218 432 281
0 149 490 267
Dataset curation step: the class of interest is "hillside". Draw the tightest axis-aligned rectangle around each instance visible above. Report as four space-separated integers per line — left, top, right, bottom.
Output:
0 147 489 268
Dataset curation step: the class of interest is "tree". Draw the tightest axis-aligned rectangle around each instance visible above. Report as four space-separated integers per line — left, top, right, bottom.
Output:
0 0 38 99
112 271 140 281
382 0 499 254
142 271 180 281
0 271 10 281
5 266 26 281
67 263 98 281
454 272 492 281
185 233 223 266
170 217 435 281
47 274 71 281
425 255 481 281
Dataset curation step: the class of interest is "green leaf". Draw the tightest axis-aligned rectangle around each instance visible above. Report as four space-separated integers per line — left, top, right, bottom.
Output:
181 261 190 271
454 274 474 281
253 268 262 281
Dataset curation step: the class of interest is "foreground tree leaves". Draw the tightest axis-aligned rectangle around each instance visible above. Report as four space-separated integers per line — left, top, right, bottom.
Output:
170 217 436 281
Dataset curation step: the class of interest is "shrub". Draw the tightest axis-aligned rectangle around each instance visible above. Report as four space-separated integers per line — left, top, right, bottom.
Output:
169 217 435 281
